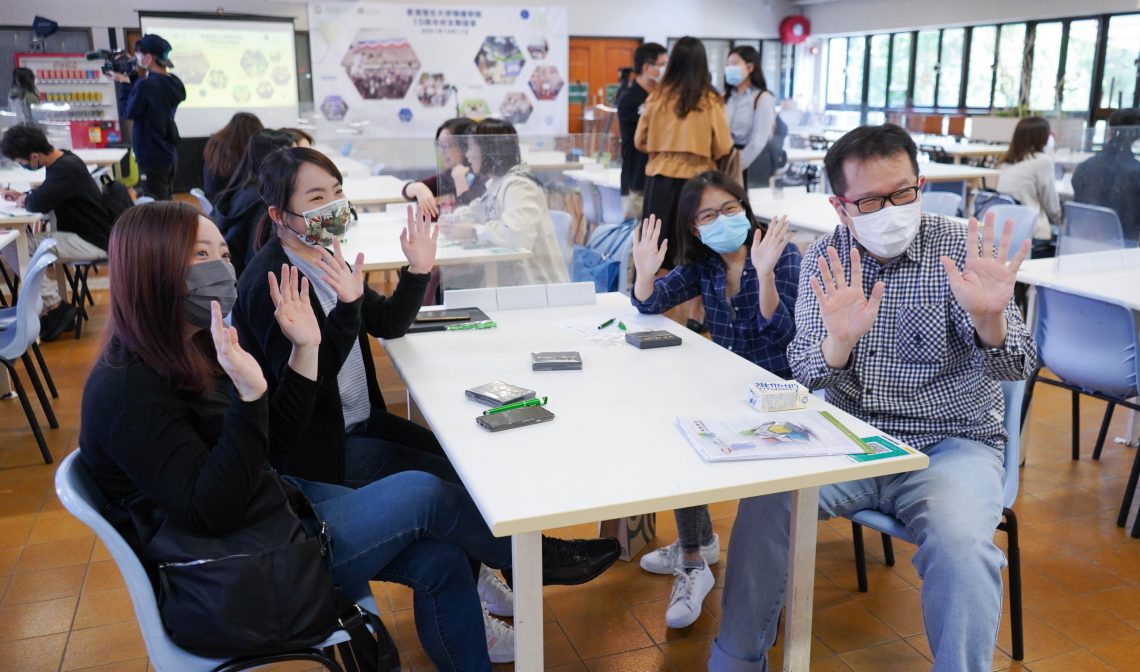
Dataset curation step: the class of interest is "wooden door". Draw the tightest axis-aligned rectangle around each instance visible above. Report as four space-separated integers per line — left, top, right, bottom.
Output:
568 37 641 134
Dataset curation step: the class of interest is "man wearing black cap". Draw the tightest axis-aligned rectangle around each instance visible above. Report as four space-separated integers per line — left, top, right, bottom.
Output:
117 34 186 200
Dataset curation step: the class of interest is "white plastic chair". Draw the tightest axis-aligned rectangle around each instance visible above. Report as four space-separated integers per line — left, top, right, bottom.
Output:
921 191 963 217
190 187 213 214
550 209 574 269
0 249 60 464
54 449 384 671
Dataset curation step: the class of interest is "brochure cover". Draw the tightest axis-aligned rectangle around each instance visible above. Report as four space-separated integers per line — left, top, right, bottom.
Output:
678 411 872 461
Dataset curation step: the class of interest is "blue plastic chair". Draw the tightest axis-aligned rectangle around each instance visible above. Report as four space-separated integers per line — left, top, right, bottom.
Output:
54 449 384 671
847 381 1026 661
598 184 625 226
550 209 574 271
1060 202 1126 255
190 187 214 214
0 238 61 402
921 191 963 217
585 221 636 294
577 181 601 226
985 204 1038 261
0 249 60 464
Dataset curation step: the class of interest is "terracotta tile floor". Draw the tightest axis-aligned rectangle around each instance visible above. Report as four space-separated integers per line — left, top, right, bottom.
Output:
1 282 1139 671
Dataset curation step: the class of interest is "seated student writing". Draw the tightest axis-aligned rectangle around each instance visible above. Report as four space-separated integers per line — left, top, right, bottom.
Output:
444 117 569 288
0 124 113 340
630 170 800 630
708 124 1037 672
233 148 619 656
80 202 619 670
402 117 486 218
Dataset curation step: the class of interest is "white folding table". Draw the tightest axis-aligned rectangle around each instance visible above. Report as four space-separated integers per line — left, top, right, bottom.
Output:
343 175 410 211
381 293 928 670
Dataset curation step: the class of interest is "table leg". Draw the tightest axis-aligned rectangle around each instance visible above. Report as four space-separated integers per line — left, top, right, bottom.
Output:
512 531 544 671
783 486 820 672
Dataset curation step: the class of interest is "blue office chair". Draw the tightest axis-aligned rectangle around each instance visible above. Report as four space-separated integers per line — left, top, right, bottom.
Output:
1 249 61 465
577 181 601 226
921 191 963 217
847 381 1026 661
54 449 387 671
1060 202 1126 255
1022 289 1140 538
984 204 1037 261
550 209 574 270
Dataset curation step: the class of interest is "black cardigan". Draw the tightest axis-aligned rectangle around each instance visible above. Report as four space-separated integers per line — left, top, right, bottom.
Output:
79 340 321 538
233 238 430 485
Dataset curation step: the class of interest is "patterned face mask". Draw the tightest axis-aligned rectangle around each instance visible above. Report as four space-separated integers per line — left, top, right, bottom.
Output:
288 199 355 246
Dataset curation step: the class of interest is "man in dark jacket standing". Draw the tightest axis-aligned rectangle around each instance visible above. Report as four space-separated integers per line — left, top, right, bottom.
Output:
618 42 667 220
115 34 186 200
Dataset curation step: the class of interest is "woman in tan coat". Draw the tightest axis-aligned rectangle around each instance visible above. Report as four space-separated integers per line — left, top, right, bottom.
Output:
636 37 733 329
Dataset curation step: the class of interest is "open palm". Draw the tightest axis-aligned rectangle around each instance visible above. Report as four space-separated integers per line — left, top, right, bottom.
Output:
751 215 792 276
940 213 1028 319
269 264 320 349
632 214 668 279
809 246 885 347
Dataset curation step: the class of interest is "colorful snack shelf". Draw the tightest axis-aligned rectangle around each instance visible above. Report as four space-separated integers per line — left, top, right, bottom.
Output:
15 52 122 149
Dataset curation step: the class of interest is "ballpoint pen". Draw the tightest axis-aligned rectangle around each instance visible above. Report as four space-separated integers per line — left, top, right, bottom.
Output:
446 320 497 331
483 396 548 415
597 318 615 329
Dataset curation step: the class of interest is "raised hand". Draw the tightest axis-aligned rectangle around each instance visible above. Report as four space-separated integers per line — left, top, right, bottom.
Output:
632 214 669 280
268 264 320 349
210 300 267 402
940 212 1028 320
751 215 792 276
809 246 886 355
314 238 365 304
400 204 439 274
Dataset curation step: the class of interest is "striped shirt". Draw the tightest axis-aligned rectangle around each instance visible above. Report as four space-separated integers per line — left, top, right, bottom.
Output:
788 214 1037 451
283 248 372 430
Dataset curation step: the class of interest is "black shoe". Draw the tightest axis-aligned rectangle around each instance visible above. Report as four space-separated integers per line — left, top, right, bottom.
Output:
39 303 77 342
686 319 708 334
502 536 622 588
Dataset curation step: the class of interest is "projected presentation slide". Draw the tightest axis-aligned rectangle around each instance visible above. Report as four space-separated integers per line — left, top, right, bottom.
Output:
140 14 299 137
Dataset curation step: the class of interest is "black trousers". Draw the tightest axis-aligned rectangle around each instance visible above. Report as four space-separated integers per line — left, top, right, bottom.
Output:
140 163 176 201
641 174 688 269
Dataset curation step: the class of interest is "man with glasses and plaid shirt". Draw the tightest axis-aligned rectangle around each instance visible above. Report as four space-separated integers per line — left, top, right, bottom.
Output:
709 124 1037 672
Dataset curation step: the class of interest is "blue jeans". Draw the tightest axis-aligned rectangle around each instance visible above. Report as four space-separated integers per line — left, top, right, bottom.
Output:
344 412 460 488
289 472 513 672
709 437 1006 672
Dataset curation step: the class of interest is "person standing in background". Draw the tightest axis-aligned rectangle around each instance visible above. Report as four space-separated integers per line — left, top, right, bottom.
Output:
618 42 667 220
724 46 783 189
111 34 185 201
8 68 40 126
635 36 733 332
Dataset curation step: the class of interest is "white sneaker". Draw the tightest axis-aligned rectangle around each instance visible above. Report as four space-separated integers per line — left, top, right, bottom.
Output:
478 564 514 617
484 606 515 663
638 534 720 575
664 563 715 629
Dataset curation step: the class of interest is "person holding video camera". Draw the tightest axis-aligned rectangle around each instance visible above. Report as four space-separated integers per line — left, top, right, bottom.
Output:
110 34 185 200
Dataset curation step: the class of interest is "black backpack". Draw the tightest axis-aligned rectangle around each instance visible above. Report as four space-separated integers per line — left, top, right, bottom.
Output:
119 467 398 669
98 174 134 225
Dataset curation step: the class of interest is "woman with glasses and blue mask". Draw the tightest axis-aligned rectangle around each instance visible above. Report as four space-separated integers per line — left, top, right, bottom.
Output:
628 170 801 631
724 45 782 189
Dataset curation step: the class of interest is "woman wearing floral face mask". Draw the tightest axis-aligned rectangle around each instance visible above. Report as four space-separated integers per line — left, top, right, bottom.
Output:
630 170 801 631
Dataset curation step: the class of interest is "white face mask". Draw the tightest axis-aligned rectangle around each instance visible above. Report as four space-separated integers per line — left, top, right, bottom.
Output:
1044 135 1056 155
649 63 666 82
849 200 922 259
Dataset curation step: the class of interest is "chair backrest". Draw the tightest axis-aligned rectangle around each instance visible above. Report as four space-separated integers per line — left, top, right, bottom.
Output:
985 204 1037 261
1036 288 1139 400
1060 202 1125 256
54 450 229 669
0 251 56 361
549 209 574 268
134 196 155 205
973 190 1019 219
1001 380 1025 507
189 188 213 214
922 191 963 217
577 182 600 225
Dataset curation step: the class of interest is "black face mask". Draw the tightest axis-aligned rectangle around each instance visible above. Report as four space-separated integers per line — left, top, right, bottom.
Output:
185 259 237 329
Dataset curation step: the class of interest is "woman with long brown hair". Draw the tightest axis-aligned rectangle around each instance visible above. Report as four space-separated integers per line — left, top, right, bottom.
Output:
996 116 1061 253
202 112 263 201
635 37 733 331
80 202 618 669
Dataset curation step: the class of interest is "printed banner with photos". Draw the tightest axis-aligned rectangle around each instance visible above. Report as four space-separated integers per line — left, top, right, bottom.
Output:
308 3 568 138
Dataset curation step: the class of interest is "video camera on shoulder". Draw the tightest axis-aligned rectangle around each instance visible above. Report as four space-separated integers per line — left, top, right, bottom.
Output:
86 49 135 77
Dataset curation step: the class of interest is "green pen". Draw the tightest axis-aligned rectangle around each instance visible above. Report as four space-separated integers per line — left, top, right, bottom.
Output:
618 321 627 331
597 318 615 330
483 396 548 415
446 320 497 331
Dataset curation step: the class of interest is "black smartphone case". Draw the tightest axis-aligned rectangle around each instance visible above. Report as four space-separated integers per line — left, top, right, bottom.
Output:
477 406 555 432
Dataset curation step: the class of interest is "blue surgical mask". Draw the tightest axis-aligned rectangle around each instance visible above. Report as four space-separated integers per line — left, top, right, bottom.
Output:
698 211 752 253
724 66 745 87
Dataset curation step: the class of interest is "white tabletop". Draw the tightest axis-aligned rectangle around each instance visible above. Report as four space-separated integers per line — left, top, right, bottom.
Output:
918 161 999 183
342 212 531 272
562 167 621 190
785 148 827 163
522 149 598 172
73 148 127 166
0 163 97 189
1016 249 1140 311
0 229 19 253
748 190 841 236
343 175 409 207
1057 174 1074 201
382 293 928 536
